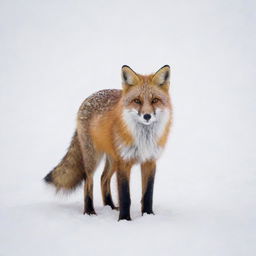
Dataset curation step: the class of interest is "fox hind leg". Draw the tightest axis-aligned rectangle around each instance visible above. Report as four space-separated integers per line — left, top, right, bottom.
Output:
101 157 117 210
82 153 102 215
83 173 97 215
78 131 102 215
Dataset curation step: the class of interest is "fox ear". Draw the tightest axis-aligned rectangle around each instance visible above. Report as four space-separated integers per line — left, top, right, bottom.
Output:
152 65 170 88
122 65 140 88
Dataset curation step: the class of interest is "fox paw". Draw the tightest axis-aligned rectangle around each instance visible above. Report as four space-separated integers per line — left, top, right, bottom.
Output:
142 209 154 215
118 214 131 221
83 209 96 215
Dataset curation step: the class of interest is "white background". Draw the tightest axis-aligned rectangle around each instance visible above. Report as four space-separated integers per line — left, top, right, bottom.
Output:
0 0 255 255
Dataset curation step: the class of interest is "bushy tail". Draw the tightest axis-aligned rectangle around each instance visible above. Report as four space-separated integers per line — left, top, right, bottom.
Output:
44 131 85 191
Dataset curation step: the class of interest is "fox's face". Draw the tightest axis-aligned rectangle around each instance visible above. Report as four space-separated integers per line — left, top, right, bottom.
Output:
121 65 171 126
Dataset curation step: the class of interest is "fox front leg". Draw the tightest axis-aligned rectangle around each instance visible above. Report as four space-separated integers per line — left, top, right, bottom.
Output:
141 161 156 215
117 162 132 221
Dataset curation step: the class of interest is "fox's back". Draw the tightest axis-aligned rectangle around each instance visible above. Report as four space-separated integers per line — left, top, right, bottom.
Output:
78 89 122 119
77 89 124 158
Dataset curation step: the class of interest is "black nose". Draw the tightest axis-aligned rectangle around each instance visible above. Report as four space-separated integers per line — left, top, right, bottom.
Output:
143 114 151 121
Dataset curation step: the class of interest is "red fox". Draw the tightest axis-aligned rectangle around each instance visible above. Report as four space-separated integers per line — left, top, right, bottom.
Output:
44 65 172 220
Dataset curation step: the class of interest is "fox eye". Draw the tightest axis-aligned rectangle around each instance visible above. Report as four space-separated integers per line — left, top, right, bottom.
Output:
151 98 159 104
134 99 142 104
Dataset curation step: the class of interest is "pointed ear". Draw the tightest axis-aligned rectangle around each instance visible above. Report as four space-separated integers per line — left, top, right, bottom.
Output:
121 65 140 88
152 65 170 88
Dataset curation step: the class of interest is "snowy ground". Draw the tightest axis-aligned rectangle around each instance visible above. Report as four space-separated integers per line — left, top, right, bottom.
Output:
1 0 256 255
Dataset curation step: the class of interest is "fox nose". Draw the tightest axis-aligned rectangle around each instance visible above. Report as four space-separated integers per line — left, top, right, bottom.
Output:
143 114 151 121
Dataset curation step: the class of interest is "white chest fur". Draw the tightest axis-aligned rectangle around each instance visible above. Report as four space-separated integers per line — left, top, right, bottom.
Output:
116 108 170 163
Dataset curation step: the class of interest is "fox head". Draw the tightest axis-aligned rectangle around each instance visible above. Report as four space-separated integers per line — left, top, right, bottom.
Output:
121 65 171 126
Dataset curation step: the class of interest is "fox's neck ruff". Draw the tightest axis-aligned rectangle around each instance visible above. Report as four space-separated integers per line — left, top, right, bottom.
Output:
116 108 171 163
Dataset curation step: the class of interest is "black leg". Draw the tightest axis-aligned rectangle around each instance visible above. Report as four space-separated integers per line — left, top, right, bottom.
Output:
141 161 156 215
104 193 118 210
84 195 96 215
117 172 131 221
83 176 96 215
142 176 155 214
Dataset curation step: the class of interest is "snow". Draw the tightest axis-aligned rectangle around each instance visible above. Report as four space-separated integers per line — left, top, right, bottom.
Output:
0 0 256 255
